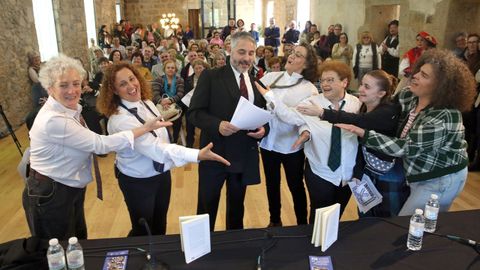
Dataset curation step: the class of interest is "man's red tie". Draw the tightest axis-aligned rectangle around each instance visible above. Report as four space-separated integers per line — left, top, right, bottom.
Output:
239 73 249 99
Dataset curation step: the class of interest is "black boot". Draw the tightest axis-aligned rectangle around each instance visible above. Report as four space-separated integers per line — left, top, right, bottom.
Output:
468 150 480 171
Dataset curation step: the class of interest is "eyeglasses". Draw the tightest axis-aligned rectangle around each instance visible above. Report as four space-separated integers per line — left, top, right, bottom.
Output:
320 78 337 84
362 36 370 39
467 40 479 44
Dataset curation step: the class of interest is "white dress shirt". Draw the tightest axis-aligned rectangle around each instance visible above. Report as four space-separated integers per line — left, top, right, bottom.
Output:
264 91 362 186
29 96 134 188
381 35 399 57
108 99 199 178
260 71 318 154
230 63 255 103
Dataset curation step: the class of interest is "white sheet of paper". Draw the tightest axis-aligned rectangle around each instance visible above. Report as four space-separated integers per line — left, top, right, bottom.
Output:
230 96 273 130
348 174 383 214
179 214 211 264
181 88 195 107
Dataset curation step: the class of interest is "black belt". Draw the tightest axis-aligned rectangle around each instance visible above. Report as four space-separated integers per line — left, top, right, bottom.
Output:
29 168 53 182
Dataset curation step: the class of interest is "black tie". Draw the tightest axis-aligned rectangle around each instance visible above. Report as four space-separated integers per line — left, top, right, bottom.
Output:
327 101 346 172
119 103 165 173
79 115 103 200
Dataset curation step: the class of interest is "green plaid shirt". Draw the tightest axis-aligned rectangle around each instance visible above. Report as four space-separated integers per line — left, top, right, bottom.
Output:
361 89 468 182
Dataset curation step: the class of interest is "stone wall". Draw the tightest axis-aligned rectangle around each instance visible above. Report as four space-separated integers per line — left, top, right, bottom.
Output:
311 0 480 56
0 0 38 134
52 0 89 65
95 0 117 33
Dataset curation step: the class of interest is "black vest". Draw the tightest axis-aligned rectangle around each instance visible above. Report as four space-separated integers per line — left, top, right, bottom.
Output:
353 43 378 78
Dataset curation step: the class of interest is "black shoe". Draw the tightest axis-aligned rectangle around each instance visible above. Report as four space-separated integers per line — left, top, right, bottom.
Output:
267 221 283 227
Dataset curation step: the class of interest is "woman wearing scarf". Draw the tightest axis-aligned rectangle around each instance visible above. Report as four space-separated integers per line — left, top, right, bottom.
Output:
152 59 185 144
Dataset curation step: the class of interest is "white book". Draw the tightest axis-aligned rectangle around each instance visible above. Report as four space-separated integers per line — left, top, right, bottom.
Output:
311 203 340 252
179 214 211 264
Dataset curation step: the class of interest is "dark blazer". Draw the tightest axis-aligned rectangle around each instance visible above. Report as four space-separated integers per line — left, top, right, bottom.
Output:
187 64 269 185
264 26 281 47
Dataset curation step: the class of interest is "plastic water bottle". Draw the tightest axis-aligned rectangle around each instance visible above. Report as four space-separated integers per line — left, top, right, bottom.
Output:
424 194 440 233
407 209 425 251
47 238 66 270
66 237 85 270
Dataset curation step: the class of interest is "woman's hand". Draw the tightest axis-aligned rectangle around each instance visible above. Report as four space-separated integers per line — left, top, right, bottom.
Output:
291 130 310 150
335 123 366 138
254 81 270 96
143 116 172 131
297 100 324 117
82 85 93 94
132 116 172 139
198 142 231 166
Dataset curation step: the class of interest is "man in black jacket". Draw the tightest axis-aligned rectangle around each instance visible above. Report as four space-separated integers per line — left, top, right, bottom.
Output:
188 32 269 230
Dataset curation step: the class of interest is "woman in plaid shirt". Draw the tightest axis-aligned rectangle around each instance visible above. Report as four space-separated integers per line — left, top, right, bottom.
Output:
337 49 477 216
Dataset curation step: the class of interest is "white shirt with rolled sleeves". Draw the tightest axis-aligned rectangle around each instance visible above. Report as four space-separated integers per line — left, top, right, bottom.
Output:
108 99 199 178
260 71 318 154
263 91 361 186
29 96 135 188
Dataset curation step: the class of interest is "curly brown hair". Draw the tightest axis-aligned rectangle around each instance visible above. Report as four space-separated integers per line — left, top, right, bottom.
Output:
97 62 153 117
297 42 318 83
411 49 476 112
318 60 352 86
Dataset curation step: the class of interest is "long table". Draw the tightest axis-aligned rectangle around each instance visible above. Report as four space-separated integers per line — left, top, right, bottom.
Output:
82 210 480 269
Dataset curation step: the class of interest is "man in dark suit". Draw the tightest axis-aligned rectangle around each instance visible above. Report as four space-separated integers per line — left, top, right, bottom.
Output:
282 20 300 44
188 32 268 230
264 18 281 55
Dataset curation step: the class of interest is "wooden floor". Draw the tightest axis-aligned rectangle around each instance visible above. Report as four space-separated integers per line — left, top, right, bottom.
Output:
1 124 479 243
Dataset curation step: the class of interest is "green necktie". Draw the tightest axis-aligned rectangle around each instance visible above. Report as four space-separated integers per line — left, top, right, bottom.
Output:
327 101 345 171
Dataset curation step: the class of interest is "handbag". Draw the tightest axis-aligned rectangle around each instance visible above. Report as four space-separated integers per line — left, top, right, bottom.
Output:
362 146 395 175
155 94 182 121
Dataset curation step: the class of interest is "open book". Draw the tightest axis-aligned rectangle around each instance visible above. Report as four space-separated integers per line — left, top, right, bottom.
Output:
311 203 340 252
179 214 211 264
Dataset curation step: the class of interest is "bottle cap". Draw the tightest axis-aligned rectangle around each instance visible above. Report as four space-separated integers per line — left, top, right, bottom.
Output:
68 237 78 245
415 209 423 215
49 238 59 246
431 194 438 200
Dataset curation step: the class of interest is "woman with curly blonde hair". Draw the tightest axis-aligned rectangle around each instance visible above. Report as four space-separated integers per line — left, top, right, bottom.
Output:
97 62 229 236
336 49 477 216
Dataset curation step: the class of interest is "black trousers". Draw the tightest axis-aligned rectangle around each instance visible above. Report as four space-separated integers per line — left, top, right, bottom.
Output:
260 148 307 224
304 161 351 224
116 168 172 236
197 165 247 231
22 175 87 240
186 117 196 148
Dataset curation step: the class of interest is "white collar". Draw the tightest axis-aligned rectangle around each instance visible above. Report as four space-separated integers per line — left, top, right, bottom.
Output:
230 63 249 79
121 99 142 109
45 96 82 119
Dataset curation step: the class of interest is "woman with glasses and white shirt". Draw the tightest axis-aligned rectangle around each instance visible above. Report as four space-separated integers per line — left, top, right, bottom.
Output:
256 60 362 222
258 42 318 227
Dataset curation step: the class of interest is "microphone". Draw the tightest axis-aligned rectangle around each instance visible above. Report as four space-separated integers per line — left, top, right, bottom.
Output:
446 234 478 247
138 218 169 270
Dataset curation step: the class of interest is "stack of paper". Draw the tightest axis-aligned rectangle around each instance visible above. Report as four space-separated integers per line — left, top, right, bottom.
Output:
311 203 340 252
179 214 211 264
